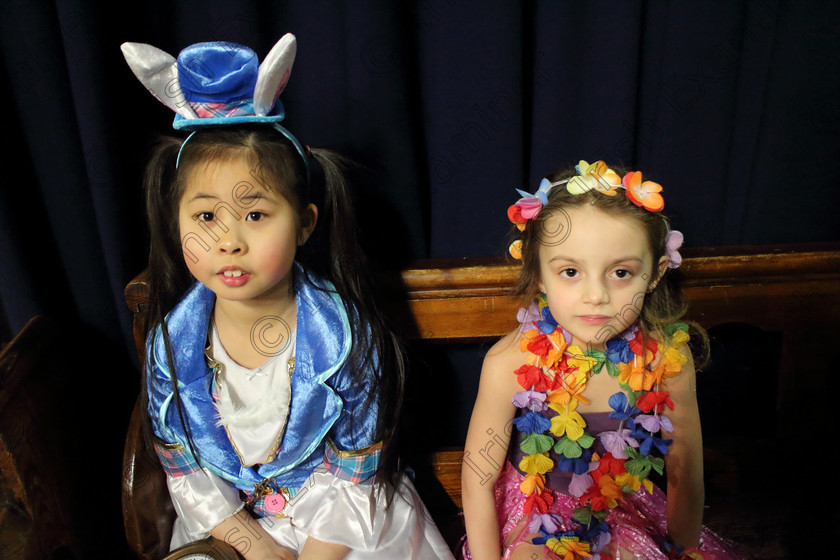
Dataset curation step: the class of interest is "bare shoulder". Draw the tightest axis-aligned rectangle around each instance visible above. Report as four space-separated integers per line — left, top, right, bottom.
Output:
484 328 524 371
478 328 525 395
669 343 697 387
651 329 696 377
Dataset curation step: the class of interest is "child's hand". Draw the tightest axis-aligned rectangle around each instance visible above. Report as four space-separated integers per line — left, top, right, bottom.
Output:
510 542 552 560
243 540 297 560
211 509 297 560
297 537 350 560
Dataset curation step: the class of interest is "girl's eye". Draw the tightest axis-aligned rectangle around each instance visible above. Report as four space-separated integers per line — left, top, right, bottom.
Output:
246 211 265 221
612 269 632 279
194 211 214 222
560 268 579 278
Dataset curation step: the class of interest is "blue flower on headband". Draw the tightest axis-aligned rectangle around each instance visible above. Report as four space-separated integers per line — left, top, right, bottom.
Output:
516 177 553 206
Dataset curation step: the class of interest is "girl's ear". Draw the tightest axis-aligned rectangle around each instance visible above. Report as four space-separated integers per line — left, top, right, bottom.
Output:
648 255 669 292
298 203 318 246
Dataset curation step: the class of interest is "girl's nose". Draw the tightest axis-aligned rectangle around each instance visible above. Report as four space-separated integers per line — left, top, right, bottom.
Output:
217 225 246 254
582 277 609 305
219 240 242 253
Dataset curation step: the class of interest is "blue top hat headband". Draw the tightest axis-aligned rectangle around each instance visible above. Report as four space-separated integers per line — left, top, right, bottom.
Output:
121 35 307 168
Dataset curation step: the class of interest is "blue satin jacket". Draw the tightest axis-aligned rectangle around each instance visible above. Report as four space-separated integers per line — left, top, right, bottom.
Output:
146 265 379 492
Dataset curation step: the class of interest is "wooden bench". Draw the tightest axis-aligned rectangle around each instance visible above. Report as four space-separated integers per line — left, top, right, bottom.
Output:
402 243 840 503
122 243 840 558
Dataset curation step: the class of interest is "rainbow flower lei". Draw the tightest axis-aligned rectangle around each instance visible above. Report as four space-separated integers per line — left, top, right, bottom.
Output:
513 296 692 560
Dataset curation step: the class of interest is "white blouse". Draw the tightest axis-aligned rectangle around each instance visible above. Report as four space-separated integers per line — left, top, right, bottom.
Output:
210 323 295 467
163 327 455 559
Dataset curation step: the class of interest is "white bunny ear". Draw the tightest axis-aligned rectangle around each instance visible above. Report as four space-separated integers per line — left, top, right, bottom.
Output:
253 34 297 117
121 42 198 120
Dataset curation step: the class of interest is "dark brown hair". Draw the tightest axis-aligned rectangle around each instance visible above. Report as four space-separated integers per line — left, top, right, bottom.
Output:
513 164 709 367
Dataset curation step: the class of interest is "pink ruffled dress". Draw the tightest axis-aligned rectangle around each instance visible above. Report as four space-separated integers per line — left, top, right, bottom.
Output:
461 413 743 560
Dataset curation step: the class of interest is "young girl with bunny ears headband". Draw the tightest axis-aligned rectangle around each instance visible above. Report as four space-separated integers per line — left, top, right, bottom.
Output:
122 35 454 560
461 161 743 560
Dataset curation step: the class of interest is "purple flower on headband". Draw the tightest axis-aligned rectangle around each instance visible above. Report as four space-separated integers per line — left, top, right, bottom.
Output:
665 230 684 269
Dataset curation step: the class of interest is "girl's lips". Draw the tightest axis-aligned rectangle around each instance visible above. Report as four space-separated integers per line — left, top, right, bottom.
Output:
217 270 251 287
578 314 610 325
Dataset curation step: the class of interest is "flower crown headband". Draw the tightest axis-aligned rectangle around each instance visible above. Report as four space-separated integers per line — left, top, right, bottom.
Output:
121 35 307 169
508 160 683 268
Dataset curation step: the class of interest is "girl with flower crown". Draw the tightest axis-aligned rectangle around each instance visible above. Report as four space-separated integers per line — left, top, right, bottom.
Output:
461 161 742 560
122 36 454 560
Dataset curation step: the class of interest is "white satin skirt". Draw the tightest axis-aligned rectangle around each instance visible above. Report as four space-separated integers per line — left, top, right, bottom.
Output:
169 468 455 559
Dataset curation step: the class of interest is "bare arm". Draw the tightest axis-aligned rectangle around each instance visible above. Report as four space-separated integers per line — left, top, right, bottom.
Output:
298 538 349 560
210 509 296 560
462 331 522 560
663 346 704 549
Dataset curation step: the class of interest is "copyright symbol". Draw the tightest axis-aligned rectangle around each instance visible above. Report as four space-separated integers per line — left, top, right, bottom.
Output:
538 208 571 246
250 316 292 357
360 36 397 77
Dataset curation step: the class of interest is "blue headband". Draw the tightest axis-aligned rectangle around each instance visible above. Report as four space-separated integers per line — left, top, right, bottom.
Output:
174 124 308 169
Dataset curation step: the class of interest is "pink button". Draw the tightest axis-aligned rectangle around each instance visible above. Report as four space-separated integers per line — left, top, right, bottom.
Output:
264 493 286 514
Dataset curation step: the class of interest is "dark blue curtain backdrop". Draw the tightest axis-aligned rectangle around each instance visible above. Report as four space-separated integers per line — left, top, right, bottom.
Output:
1 0 839 351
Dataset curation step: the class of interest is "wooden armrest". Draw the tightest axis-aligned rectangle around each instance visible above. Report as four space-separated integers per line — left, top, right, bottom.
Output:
122 398 174 560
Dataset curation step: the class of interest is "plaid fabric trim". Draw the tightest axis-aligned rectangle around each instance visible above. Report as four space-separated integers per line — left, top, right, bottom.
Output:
323 440 382 484
191 100 253 119
153 440 200 478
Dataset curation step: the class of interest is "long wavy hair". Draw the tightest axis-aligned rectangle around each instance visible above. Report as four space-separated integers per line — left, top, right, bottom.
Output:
512 164 709 368
142 125 405 496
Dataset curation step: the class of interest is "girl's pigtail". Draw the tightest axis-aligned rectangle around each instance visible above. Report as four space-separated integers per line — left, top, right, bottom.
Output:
308 149 366 301
142 136 203 467
308 148 406 500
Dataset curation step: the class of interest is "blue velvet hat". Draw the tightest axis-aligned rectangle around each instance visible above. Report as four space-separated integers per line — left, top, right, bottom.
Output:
121 35 305 158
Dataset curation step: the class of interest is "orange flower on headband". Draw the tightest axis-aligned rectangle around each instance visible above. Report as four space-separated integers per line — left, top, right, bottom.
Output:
509 240 523 260
567 160 622 196
622 171 664 212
